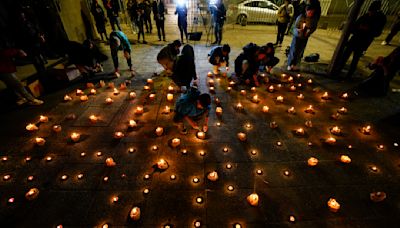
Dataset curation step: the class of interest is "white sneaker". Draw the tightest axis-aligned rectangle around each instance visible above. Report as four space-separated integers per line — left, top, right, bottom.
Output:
28 99 44 106
381 41 387 46
16 98 28 106
287 66 292 71
114 71 120 78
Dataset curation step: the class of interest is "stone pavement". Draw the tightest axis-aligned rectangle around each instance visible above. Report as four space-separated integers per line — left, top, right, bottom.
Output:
1 14 400 228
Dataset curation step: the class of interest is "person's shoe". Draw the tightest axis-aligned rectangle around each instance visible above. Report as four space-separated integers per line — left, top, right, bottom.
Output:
143 40 148 44
28 99 44 106
287 66 292 71
114 71 120 78
158 38 161 41
381 41 387 46
16 98 28 106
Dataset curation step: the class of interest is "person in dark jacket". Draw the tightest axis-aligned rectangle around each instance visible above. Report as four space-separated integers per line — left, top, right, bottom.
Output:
337 0 386 78
175 2 188 43
136 0 148 44
261 43 280 73
233 43 266 86
382 11 400 46
355 47 400 96
173 86 211 134
91 0 108 41
127 0 139 33
104 0 122 31
210 0 226 45
157 43 197 88
208 44 230 74
153 0 166 41
0 48 44 105
167 40 182 60
144 0 153 33
109 31 133 77
286 0 306 35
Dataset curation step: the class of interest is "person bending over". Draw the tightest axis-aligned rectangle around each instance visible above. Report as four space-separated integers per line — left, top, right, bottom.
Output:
109 31 133 77
208 44 230 75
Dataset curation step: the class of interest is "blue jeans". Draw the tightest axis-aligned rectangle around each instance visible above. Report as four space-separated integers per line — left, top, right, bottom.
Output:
287 36 309 66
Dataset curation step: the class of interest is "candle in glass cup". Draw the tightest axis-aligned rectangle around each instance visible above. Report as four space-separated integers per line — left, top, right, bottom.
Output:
70 132 80 142
171 138 181 147
157 159 168 170
216 107 223 116
307 157 318 166
39 115 48 123
155 127 164 136
129 92 136 99
327 198 340 212
105 97 113 104
340 155 351 163
167 93 174 102
35 137 46 146
128 120 137 128
207 171 218 181
247 193 259 206
114 131 124 139
262 106 269 113
130 207 141 220
89 115 98 123
26 123 38 131
276 96 284 103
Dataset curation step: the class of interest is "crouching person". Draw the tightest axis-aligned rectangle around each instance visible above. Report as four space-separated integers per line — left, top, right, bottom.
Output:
173 87 211 135
208 44 230 75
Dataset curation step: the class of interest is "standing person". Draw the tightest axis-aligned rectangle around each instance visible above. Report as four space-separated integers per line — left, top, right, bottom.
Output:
276 0 294 46
337 0 386 78
127 0 139 33
136 0 148 43
382 12 400 46
91 0 108 41
175 1 188 43
0 48 44 106
210 0 226 45
286 0 304 35
287 5 320 71
104 0 122 31
109 31 133 77
144 0 153 33
208 44 230 74
153 0 166 41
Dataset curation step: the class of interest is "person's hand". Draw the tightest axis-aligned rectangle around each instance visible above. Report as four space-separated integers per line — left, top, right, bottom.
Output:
18 50 27 57
202 125 208 132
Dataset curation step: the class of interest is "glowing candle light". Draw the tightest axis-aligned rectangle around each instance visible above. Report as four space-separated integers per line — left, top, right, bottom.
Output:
270 121 278 129
129 92 136 99
207 171 218 181
196 131 206 140
223 147 228 152
105 97 113 104
289 215 296 222
229 81 235 86
152 145 158 151
143 188 150 194
70 132 80 142
8 198 15 203
295 128 305 136
170 174 176 180
194 221 201 227
305 120 313 128
297 93 304 99
53 125 62 133
284 170 290 176
251 94 259 103
338 107 348 114
171 138 181 147
155 127 164 136
370 191 387 202
25 188 39 200
208 79 214 86
307 79 313 84
327 198 340 212
76 89 83 96
196 196 203 204
35 137 46 146
27 176 34 181
3 175 11 181
64 95 72 101
325 137 336 145
250 150 257 155
96 151 102 156
26 123 38 131
114 131 124 139
256 169 263 175
1 156 7 162
25 156 31 162
181 149 187 154
251 86 256 92
361 125 371 135
143 85 150 91
99 80 106 87
128 148 135 153
112 196 119 203
240 90 246 96
377 144 384 150
167 86 174 93
370 166 378 172
45 156 52 162
290 85 296 91
130 207 141 220
304 105 314 114
144 174 150 180
262 106 269 113
61 175 68 180
276 96 284 103
227 185 234 191
77 174 84 179
193 177 200 183
135 106 144 115
340 155 351 163
287 107 296 114
245 123 252 129
234 223 242 228
105 157 116 167
237 132 247 142
247 193 259 206
162 105 171 114
207 71 213 77
268 85 275 92
147 78 154 84
199 150 205 156
103 176 109 182
80 95 88 101
90 89 97 95
157 159 169 170
216 107 223 116
307 157 318 166
113 88 120 95
288 76 294 82
149 93 156 100
216 122 221 127
89 115 98 123
235 102 243 111
39 115 48 123
340 93 349 99
128 120 137 128
226 163 232 169
321 92 329 100
227 86 232 91
277 141 282 146
167 93 174 102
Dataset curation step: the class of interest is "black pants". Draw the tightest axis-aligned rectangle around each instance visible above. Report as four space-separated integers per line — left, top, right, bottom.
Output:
385 21 400 44
339 43 364 78
136 19 145 41
276 22 288 44
214 22 223 44
144 15 152 32
156 19 165 40
178 19 188 42
111 48 132 70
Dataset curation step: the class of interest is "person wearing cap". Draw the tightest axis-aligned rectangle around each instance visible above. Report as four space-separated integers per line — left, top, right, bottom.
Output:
337 0 386 78
208 44 230 75
173 86 211 135
109 31 133 77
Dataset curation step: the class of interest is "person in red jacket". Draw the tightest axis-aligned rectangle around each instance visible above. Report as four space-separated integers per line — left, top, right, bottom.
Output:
0 48 44 105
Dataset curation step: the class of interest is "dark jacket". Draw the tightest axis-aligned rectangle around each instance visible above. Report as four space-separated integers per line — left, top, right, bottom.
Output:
104 0 120 17
0 48 20 73
152 0 165 21
350 11 386 50
210 3 226 24
292 13 319 39
175 4 188 24
172 44 197 87
208 46 229 66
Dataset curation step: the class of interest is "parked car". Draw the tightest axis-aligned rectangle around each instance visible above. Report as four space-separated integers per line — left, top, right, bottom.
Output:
228 0 279 26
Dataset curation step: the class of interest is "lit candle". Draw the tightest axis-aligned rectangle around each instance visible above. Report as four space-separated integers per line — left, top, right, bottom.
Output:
276 96 284 103
80 95 88 101
181 149 187 154
251 94 259 103
330 126 341 135
155 127 164 136
216 107 223 116
250 150 257 155
196 196 203 204
370 191 387 202
223 147 228 152
208 79 214 86
284 170 290 176
152 145 158 151
340 155 351 163
3 175 11 181
288 76 294 82
305 120 313 128
135 106 144 115
196 131 206 140
256 169 263 175
370 166 378 172
270 121 278 129
247 193 259 206
70 132 80 142
53 125 62 133
226 163 232 169
304 105 314 114
105 157 116 167
171 138 181 147
207 171 218 181
143 85 150 91
207 71 213 77
227 86 232 91
162 105 171 114
170 174 176 180
27 176 34 181
295 128 305 136
61 175 68 180
307 157 318 166
114 131 124 139
199 150 205 156
251 87 256 92
240 90 246 96
113 88 120 95
45 156 52 162
216 122 221 127
99 80 106 87
338 107 348 114
235 102 243 111
340 93 349 99
130 207 141 221
39 115 48 123
1 156 7 162
105 97 113 104
193 177 200 183
331 113 340 120
289 215 296 223
77 174 84 179
194 221 201 228
26 123 38 131
147 78 154 84
377 144 384 150
157 159 169 170
112 196 119 203
325 137 336 145
168 85 174 92
128 120 137 128
268 85 275 92
35 137 46 146
89 115 98 123
289 85 296 91
277 141 282 146
167 93 174 102
327 198 340 212
209 86 215 93
90 89 97 95
149 93 156 100
262 105 269 113
76 89 83 96
307 79 313 84
227 185 234 191
237 132 247 142
96 151 103 156
143 188 150 194
287 107 296 114
361 125 371 135
25 188 39 200
64 95 72 101
321 92 329 100
129 92 136 99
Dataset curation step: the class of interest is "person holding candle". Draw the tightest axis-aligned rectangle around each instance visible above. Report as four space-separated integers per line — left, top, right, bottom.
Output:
109 30 133 77
276 0 294 47
287 4 320 71
208 44 231 75
173 87 211 135
0 47 44 105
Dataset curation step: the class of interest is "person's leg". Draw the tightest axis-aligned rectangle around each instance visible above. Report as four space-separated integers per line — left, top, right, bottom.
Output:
156 20 161 40
110 17 116 31
111 48 119 71
280 23 288 44
178 21 184 42
287 37 297 67
385 23 400 44
0 73 38 103
183 22 188 41
213 23 219 44
276 23 281 44
148 16 153 32
286 18 294 35
346 48 363 78
161 20 166 40
125 50 132 70
336 43 354 74
218 23 223 44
